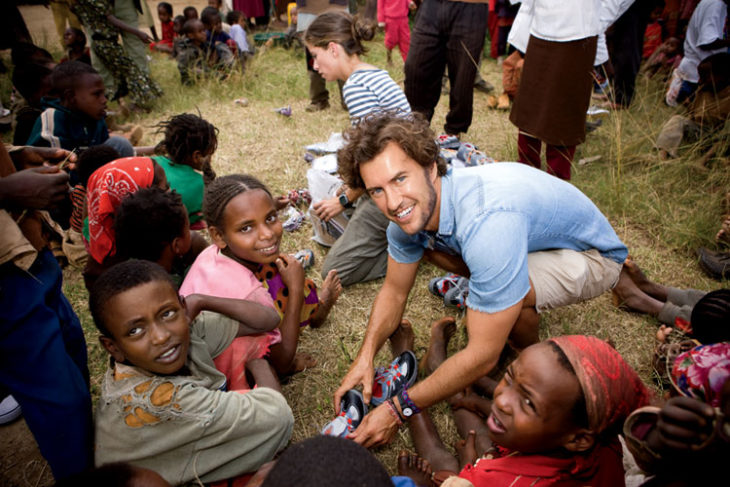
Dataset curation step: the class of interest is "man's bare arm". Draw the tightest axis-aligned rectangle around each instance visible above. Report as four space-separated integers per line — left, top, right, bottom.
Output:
333 256 419 412
349 300 521 447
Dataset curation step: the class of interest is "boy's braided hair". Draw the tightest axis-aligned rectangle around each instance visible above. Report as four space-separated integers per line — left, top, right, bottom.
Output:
89 260 176 337
154 113 218 184
691 289 730 344
115 187 187 263
203 174 272 229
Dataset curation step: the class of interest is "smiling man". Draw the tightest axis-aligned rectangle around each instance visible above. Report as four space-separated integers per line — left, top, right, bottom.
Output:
333 113 633 447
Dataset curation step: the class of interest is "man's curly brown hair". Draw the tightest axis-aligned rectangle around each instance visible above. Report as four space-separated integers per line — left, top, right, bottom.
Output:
337 112 448 190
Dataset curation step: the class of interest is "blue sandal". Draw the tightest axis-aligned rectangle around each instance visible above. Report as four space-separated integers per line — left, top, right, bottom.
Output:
370 350 418 407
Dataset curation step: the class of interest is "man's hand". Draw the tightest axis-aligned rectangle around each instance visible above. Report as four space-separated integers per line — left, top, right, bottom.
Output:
348 402 400 447
312 196 345 222
333 355 375 414
650 396 716 452
0 166 70 210
11 147 77 170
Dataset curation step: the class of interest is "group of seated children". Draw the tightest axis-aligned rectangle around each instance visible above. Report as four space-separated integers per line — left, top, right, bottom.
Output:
158 2 253 84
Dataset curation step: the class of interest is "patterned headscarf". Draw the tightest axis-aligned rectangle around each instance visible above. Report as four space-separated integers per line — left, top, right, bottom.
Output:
87 157 155 263
549 335 651 434
671 342 730 408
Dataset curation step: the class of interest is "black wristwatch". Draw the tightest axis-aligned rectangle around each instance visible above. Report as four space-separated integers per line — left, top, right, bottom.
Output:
396 394 415 418
338 192 352 208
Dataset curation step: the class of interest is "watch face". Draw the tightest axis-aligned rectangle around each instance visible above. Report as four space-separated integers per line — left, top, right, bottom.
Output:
339 193 348 206
403 407 413 417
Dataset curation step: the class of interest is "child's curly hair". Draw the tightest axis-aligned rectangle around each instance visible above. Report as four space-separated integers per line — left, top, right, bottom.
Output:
154 113 218 184
337 111 448 190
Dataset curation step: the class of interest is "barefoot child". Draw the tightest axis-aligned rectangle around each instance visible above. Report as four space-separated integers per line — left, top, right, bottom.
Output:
377 0 416 64
180 174 342 379
90 260 292 485
398 334 651 487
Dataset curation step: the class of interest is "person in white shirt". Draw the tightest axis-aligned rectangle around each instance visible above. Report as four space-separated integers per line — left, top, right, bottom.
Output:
674 0 729 104
508 0 601 181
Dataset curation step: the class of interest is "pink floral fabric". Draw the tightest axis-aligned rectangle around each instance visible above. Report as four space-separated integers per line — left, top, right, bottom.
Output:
671 342 730 407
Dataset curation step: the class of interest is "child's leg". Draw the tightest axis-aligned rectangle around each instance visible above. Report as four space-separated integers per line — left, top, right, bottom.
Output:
399 17 410 62
309 270 342 328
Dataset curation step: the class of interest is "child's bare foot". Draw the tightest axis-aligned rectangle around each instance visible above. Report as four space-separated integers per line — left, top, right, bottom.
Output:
397 451 433 487
310 270 342 328
389 319 415 356
623 257 668 301
656 325 673 343
290 352 317 373
455 430 478 469
420 317 457 375
448 389 491 418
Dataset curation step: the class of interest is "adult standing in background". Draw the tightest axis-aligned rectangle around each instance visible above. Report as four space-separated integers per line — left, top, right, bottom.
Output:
403 0 489 137
296 0 348 112
509 0 601 181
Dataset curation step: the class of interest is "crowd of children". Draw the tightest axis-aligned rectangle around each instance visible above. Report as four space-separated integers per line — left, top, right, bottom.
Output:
2 2 730 487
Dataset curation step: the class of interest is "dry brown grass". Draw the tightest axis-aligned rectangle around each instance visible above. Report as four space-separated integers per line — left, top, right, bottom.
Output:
4 4 727 483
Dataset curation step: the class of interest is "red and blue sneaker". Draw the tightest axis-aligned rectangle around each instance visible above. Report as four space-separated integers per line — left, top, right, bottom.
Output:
321 389 367 437
370 350 418 407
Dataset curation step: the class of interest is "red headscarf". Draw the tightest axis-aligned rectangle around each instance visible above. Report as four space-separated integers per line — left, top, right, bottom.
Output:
86 157 155 263
549 335 651 434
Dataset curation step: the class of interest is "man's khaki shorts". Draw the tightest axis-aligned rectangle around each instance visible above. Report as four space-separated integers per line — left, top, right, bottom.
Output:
528 249 623 313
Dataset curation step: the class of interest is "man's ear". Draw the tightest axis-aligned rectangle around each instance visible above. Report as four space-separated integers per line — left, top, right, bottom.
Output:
562 429 596 453
208 225 226 249
99 335 126 364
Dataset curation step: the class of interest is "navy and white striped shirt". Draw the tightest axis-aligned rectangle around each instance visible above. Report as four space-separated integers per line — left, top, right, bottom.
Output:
343 69 411 123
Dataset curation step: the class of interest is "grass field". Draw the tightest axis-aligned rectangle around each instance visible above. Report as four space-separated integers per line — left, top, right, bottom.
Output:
2 3 729 485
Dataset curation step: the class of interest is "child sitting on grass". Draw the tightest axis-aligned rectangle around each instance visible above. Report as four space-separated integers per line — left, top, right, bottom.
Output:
26 61 135 157
201 7 237 64
82 156 169 289
115 187 209 284
227 10 254 61
60 27 91 65
180 174 342 382
63 145 120 268
397 331 650 487
153 113 218 228
90 260 293 486
150 2 174 54
178 18 232 84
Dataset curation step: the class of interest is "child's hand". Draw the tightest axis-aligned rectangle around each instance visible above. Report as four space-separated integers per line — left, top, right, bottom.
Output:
651 396 716 452
275 194 291 210
182 293 205 321
135 30 153 44
408 1 417 10
276 254 304 292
